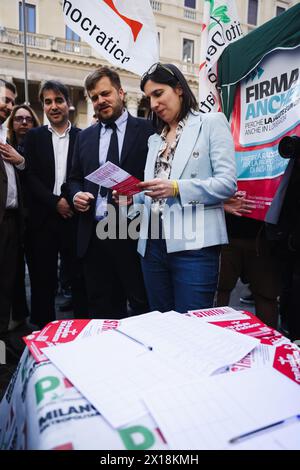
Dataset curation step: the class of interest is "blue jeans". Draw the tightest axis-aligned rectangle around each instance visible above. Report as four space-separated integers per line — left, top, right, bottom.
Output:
141 238 220 313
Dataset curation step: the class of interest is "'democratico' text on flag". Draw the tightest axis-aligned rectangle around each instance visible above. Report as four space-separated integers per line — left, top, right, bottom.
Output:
62 0 159 76
199 0 243 112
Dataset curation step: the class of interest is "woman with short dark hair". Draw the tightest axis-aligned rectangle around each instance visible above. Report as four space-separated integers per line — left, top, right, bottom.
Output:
114 63 237 313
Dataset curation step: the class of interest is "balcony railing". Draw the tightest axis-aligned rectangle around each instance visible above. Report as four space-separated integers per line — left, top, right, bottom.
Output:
180 60 198 76
3 29 49 49
150 0 162 11
184 7 197 21
56 38 91 56
0 27 92 57
0 27 200 78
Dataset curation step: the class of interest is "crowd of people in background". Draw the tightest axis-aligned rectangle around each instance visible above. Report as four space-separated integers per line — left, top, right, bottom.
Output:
0 63 299 364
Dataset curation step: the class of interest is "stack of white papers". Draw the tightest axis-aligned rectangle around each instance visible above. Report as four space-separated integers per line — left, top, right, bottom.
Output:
44 332 198 427
42 310 300 449
142 368 300 450
118 311 259 376
43 311 259 428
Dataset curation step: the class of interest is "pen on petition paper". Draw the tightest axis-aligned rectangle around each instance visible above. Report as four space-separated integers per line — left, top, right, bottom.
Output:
229 414 300 444
115 329 153 351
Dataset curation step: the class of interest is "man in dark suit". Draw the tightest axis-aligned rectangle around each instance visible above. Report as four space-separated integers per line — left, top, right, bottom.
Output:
24 81 86 328
69 67 153 319
0 80 25 356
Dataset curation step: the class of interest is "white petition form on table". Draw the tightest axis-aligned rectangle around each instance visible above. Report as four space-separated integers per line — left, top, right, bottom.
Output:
43 330 198 428
43 311 259 428
142 368 300 450
118 311 259 376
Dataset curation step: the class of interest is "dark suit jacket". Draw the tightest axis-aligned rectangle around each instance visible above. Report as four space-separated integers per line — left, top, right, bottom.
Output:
0 156 8 224
24 125 80 229
0 145 23 226
68 114 154 258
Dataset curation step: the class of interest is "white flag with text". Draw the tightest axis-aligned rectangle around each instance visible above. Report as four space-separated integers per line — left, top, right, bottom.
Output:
199 0 243 112
62 0 159 76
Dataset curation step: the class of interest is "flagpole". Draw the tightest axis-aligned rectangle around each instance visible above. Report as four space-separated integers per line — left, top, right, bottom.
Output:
22 0 29 104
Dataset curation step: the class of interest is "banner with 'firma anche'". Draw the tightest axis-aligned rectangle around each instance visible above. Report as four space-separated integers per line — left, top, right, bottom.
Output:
231 47 300 221
62 0 159 76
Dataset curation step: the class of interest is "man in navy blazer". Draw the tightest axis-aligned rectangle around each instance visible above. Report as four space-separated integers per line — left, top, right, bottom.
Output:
69 67 153 319
25 81 86 327
25 121 79 229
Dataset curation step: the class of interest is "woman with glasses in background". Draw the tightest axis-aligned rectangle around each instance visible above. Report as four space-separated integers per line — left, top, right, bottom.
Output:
114 63 236 313
7 105 40 154
6 105 40 329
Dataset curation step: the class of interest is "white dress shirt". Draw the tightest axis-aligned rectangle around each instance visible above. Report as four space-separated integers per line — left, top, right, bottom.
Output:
0 123 20 208
48 121 71 196
95 110 128 219
98 109 128 165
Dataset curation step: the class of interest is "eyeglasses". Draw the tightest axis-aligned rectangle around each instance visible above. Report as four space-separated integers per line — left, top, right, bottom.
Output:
141 63 175 81
13 116 34 123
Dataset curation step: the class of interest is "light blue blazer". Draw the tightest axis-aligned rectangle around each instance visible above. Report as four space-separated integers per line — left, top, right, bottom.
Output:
130 111 237 256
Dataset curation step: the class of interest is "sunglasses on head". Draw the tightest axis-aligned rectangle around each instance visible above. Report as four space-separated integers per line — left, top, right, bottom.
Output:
142 63 175 82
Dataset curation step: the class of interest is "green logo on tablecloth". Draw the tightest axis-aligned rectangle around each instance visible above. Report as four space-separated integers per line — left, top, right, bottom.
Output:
35 376 60 404
119 425 155 450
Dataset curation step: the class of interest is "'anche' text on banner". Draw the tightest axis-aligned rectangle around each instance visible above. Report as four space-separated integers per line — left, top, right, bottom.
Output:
62 0 159 76
231 47 300 221
199 0 243 113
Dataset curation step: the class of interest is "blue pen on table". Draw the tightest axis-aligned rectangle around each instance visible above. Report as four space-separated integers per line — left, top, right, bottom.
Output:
229 414 300 444
115 329 153 351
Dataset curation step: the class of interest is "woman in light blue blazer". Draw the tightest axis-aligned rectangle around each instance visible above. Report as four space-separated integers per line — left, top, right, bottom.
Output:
114 63 236 313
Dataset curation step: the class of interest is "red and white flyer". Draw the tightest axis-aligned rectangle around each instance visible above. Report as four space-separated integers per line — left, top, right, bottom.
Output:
85 161 141 196
23 319 121 363
187 307 300 385
229 343 276 373
210 314 290 347
273 343 300 385
188 306 250 322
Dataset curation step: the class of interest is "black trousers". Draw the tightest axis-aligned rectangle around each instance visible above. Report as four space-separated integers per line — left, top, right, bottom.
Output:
278 242 300 341
11 234 30 321
0 210 19 338
83 228 148 319
217 236 281 329
29 215 88 328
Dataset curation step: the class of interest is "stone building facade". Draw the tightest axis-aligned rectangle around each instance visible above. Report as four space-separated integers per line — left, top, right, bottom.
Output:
0 0 297 126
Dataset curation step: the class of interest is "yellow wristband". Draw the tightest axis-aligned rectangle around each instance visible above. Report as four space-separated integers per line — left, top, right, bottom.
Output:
172 180 179 197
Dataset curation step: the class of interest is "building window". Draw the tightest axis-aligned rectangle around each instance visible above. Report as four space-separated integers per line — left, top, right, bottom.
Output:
157 31 160 53
19 3 36 33
184 0 196 8
247 0 258 25
276 6 286 16
66 26 81 42
183 38 194 63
